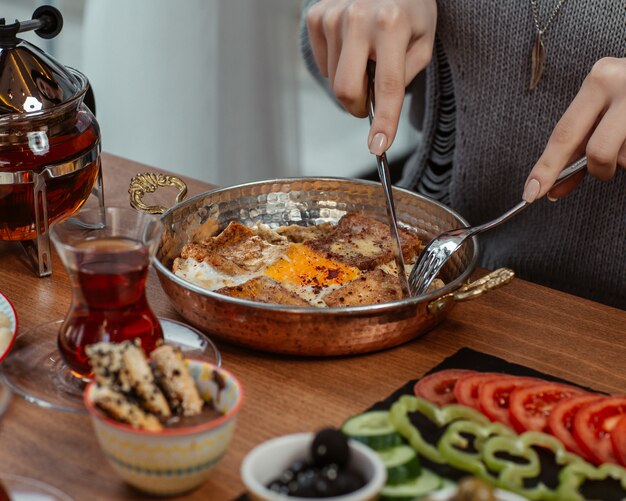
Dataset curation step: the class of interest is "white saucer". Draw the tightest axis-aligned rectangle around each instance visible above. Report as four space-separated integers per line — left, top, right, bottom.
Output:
0 472 72 501
0 318 220 414
0 290 18 363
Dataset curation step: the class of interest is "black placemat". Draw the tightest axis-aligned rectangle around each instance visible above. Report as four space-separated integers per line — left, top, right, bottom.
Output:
233 348 603 501
368 347 599 412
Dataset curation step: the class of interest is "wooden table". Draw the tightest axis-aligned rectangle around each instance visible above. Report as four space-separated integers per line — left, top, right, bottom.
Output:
0 153 625 500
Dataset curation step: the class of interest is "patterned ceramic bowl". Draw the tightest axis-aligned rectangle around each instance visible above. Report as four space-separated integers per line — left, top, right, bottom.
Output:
241 432 387 501
84 360 243 496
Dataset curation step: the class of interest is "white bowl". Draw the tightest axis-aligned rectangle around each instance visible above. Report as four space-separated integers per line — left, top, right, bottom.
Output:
241 432 387 501
84 360 243 496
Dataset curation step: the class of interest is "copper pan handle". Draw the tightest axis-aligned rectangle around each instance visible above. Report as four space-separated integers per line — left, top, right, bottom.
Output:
428 268 514 315
128 172 188 215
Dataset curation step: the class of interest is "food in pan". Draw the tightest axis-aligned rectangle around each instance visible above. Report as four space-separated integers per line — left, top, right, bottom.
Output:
86 341 221 431
173 212 444 307
341 369 626 500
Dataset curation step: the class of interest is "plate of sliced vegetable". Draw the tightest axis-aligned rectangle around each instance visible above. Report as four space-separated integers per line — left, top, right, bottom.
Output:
339 348 626 501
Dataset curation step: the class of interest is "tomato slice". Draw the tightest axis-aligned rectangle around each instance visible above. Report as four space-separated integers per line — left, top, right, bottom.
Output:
478 376 543 427
611 415 626 467
453 372 501 410
573 396 626 465
508 382 588 433
547 394 604 461
413 369 475 407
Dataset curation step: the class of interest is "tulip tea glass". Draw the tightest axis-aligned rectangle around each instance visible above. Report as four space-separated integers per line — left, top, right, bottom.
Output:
51 207 164 378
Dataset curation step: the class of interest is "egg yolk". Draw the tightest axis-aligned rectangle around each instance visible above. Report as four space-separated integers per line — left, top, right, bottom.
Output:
263 243 360 288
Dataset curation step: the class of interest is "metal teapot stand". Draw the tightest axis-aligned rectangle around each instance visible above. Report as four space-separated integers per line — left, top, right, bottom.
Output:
19 160 104 277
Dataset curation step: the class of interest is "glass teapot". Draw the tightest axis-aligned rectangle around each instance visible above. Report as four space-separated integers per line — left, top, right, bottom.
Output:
0 6 102 276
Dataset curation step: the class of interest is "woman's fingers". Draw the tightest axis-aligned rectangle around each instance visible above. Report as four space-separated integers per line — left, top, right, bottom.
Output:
322 6 344 86
618 141 626 168
367 10 411 154
306 1 330 77
524 57 626 203
585 101 626 181
523 77 609 202
546 169 586 201
333 49 369 118
545 145 588 200
306 0 437 153
332 8 370 118
404 35 434 86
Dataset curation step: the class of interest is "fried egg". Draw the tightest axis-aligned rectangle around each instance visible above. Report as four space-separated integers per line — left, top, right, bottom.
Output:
262 243 361 306
263 243 360 288
173 258 256 290
174 242 362 307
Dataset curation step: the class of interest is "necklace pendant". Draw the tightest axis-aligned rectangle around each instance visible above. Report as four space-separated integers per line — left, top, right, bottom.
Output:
530 33 546 91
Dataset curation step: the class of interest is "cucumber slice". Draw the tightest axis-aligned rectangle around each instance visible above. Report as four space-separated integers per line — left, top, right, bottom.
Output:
342 411 403 450
378 445 421 485
380 469 442 501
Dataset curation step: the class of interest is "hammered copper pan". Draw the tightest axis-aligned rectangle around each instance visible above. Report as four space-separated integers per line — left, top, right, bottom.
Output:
130 176 513 356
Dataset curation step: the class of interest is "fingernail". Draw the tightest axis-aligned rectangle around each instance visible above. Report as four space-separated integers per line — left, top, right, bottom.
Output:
547 194 558 202
369 133 387 156
522 178 541 203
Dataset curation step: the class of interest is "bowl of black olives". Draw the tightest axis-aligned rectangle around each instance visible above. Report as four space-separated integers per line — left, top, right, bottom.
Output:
241 428 386 501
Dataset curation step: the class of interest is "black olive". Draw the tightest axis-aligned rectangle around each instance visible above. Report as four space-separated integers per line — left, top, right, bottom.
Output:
291 467 320 498
280 468 295 484
311 428 350 468
333 469 366 495
320 464 340 481
267 481 286 493
289 460 309 475
265 430 363 498
314 476 331 497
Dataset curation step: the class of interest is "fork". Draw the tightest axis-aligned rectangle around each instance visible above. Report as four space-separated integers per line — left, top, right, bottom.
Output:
408 156 588 296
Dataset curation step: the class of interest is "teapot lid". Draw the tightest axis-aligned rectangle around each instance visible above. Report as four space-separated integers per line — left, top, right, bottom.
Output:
0 7 86 117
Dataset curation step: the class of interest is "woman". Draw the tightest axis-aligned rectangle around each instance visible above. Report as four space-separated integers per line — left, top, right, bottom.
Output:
300 0 625 309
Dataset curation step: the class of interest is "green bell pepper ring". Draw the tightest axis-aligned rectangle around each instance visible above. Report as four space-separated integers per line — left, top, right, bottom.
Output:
438 418 514 482
389 395 489 464
557 461 626 501
482 431 584 500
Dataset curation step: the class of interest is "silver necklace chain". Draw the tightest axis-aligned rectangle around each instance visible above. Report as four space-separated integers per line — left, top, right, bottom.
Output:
530 0 568 35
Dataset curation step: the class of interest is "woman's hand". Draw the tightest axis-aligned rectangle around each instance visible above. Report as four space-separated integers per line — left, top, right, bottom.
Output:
523 57 626 203
306 0 437 155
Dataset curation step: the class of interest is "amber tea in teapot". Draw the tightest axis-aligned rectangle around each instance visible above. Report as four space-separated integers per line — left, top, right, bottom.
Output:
0 108 100 241
0 7 102 262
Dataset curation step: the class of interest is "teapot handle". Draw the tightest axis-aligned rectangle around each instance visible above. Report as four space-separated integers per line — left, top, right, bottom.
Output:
84 82 96 116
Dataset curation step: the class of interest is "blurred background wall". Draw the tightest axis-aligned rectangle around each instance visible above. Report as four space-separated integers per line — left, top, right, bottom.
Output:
2 0 419 186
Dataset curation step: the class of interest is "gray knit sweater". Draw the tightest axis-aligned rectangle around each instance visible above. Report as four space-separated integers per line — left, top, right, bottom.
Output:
300 0 626 310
